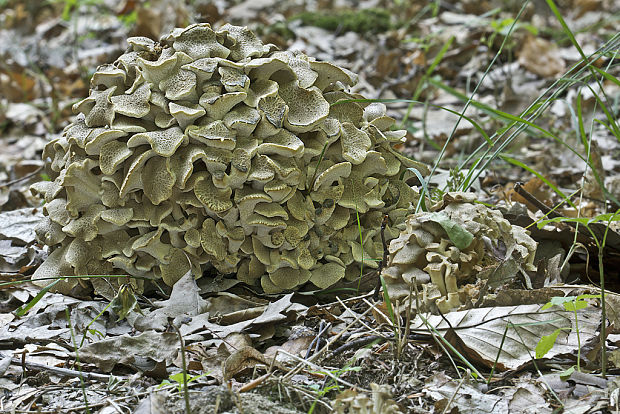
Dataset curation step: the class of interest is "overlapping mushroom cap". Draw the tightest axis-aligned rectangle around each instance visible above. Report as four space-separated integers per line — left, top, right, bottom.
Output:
31 23 427 294
382 193 537 313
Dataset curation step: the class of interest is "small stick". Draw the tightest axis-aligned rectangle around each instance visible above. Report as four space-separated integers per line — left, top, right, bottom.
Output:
0 166 44 188
304 321 331 359
2 353 116 382
239 372 272 392
514 182 608 243
325 332 430 359
513 182 561 219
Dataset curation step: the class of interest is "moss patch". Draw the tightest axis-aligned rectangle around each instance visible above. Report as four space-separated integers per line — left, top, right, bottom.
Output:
292 8 392 34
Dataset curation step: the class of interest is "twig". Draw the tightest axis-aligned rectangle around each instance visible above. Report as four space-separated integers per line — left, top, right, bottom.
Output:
305 321 331 359
3 354 116 382
281 304 376 382
513 182 562 219
10 388 154 413
278 349 368 392
326 332 430 359
514 182 601 242
239 372 273 392
0 166 43 188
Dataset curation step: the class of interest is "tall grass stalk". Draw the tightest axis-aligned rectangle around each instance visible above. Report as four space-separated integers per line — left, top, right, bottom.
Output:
66 309 91 414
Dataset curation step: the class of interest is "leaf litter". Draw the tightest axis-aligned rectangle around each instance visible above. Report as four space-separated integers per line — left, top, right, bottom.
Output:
0 0 619 412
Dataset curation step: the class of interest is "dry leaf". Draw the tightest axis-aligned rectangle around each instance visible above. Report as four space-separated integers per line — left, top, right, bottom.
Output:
411 303 599 370
517 35 566 78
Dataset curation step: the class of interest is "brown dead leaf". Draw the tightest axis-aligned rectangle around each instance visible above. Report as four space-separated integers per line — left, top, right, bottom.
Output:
574 0 601 16
264 333 315 363
132 390 170 414
132 271 209 331
425 372 508 412
0 69 37 102
199 342 231 381
375 50 402 79
80 331 179 372
371 301 393 326
517 35 566 78
223 346 271 381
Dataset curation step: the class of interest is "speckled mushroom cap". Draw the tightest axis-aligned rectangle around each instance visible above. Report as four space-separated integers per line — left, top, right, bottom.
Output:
31 23 427 293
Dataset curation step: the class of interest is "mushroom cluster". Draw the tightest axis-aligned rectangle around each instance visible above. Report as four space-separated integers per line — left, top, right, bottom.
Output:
382 193 537 313
31 23 427 293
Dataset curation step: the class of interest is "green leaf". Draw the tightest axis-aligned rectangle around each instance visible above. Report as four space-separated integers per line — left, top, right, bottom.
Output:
536 328 562 359
559 365 576 381
168 372 187 383
158 380 172 389
576 294 601 300
426 212 474 250
110 286 141 321
537 211 620 228
564 300 587 312
15 278 61 317
541 295 580 310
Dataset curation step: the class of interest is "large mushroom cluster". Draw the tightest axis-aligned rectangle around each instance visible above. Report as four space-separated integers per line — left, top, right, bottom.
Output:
31 23 427 293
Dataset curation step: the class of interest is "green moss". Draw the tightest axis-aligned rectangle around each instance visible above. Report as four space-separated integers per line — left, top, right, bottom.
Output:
291 8 392 34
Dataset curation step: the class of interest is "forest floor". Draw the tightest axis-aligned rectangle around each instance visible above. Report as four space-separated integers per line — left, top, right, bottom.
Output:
0 0 619 412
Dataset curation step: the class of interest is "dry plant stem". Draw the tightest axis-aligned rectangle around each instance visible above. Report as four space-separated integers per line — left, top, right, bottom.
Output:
0 166 43 188
350 297 385 337
278 349 368 392
394 298 402 360
513 182 563 219
272 378 332 412
326 332 429 358
401 284 414 358
508 322 563 406
239 372 273 392
170 319 191 414
66 309 91 414
327 335 385 357
441 376 466 414
12 388 167 414
104 398 124 413
281 304 376 381
305 321 331 359
415 312 481 380
4 354 116 382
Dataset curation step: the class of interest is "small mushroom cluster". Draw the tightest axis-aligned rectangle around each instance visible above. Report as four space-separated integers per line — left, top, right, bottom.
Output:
333 383 402 414
31 23 427 293
382 193 537 313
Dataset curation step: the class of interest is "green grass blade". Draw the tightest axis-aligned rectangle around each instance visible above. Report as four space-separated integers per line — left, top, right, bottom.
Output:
15 278 61 316
407 167 429 212
401 36 455 125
